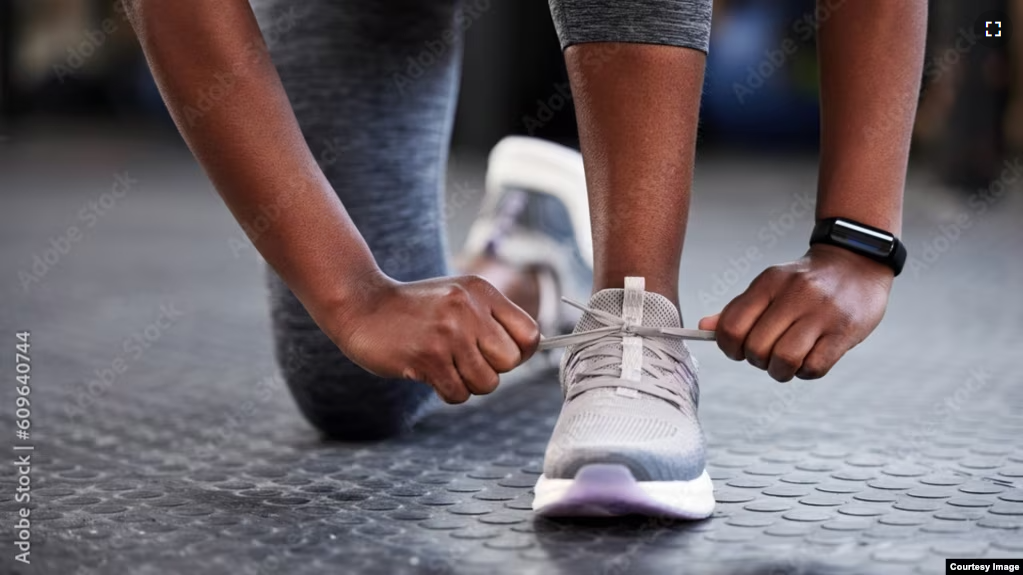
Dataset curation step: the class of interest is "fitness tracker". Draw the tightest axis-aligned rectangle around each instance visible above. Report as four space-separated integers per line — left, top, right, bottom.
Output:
810 217 907 276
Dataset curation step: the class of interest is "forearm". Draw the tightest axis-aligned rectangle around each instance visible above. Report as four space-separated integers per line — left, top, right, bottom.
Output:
816 0 927 234
125 0 379 312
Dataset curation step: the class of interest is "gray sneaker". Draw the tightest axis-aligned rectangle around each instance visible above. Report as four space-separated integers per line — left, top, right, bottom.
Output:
533 277 716 518
461 137 593 336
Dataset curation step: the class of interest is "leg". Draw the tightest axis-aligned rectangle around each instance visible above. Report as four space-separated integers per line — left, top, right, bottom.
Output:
534 0 716 519
252 0 462 439
550 0 711 308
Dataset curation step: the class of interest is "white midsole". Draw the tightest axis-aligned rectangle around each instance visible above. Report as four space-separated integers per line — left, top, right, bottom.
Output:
532 469 716 517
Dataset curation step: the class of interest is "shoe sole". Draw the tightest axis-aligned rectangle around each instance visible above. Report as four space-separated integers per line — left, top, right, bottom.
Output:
532 464 715 519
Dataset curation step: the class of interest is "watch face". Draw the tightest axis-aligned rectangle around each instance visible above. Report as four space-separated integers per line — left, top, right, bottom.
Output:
831 220 895 258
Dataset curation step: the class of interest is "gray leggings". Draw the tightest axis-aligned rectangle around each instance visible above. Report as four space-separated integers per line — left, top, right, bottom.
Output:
250 0 711 439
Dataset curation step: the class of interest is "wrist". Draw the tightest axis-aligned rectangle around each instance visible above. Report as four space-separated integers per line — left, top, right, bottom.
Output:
810 217 906 277
807 243 894 288
324 264 393 315
816 176 904 236
303 262 393 334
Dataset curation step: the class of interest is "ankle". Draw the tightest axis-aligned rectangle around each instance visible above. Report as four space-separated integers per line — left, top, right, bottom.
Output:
593 273 679 306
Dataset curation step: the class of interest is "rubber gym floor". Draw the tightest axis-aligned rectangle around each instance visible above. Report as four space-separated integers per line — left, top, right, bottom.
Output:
2 134 1022 574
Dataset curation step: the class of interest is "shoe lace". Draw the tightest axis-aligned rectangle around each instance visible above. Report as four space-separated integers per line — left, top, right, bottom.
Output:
538 298 715 408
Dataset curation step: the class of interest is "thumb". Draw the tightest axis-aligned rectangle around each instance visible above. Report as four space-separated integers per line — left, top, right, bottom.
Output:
698 313 720 331
488 295 541 361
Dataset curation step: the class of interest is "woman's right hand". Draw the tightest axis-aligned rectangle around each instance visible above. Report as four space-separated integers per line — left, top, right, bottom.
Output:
318 271 541 404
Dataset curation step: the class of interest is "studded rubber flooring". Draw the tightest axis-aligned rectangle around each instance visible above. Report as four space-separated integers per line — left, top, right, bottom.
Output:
1 135 1022 575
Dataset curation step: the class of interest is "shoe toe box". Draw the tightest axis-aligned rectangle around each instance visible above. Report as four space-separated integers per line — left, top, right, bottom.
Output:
542 390 706 482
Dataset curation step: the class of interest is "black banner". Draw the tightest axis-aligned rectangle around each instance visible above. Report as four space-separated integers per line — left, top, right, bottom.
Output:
947 559 1023 573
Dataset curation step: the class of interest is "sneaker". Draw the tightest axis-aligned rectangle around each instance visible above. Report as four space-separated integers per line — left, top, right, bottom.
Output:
532 277 716 518
461 136 593 336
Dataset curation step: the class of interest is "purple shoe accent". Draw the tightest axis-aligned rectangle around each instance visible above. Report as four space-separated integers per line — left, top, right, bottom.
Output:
534 464 712 519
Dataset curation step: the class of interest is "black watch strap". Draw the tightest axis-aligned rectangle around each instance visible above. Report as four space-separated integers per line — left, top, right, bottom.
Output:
810 218 907 276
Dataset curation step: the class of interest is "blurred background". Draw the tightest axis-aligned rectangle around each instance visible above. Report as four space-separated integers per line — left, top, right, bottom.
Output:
1 0 1019 391
2 3 1022 573
0 0 1019 178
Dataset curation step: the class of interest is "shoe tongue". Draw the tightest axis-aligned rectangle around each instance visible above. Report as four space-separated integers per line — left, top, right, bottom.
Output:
569 286 691 387
578 288 681 332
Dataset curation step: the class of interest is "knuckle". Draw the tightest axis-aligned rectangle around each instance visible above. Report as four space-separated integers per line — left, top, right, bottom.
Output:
798 360 829 380
523 325 541 352
440 316 461 336
462 274 492 291
745 347 768 369
792 272 827 296
773 350 802 371
758 266 786 285
477 373 499 394
789 272 811 291
720 345 745 362
720 335 744 358
432 380 456 402
448 387 470 404
718 326 745 350
832 307 856 331
771 370 795 383
422 338 447 359
443 284 472 307
492 350 520 373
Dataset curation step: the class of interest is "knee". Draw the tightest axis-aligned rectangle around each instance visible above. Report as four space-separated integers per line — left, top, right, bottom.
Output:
289 376 438 441
267 269 441 440
269 300 437 440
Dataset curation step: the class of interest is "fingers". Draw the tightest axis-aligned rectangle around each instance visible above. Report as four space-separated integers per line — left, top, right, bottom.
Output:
796 334 847 380
488 294 541 362
743 301 801 371
410 361 471 404
458 275 539 363
715 270 779 361
453 342 500 396
704 254 883 382
477 319 522 373
766 318 820 382
698 314 720 331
